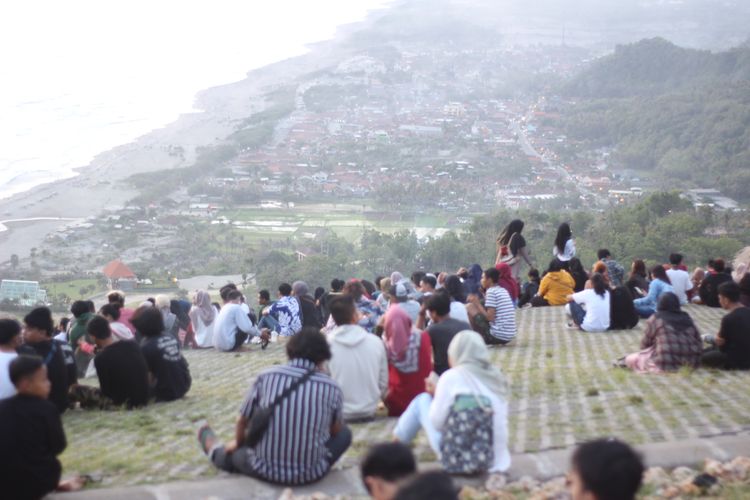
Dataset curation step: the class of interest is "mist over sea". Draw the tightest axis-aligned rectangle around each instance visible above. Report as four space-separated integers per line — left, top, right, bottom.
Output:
0 0 390 201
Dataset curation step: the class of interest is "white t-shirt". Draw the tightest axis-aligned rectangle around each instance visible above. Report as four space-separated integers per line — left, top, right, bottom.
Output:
430 367 511 473
553 239 576 262
449 301 470 324
666 268 693 305
0 351 19 399
572 289 611 332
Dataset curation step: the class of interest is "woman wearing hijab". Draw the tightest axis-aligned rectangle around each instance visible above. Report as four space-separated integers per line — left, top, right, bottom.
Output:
621 292 702 373
383 306 433 416
494 262 520 306
393 330 511 473
155 295 180 344
496 219 533 283
462 264 484 297
293 281 322 329
189 290 216 348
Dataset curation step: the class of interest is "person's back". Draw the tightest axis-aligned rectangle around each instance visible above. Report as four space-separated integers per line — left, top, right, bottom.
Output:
425 294 470 375
539 269 575 305
700 266 733 307
718 305 750 369
268 285 303 336
609 286 639 330
666 268 692 305
327 296 387 420
95 340 150 407
213 300 255 352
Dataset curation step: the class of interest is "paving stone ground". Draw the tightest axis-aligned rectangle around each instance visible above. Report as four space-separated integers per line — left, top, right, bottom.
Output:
59 305 750 492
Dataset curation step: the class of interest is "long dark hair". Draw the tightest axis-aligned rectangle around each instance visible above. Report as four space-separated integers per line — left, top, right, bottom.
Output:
569 257 585 275
590 273 607 297
651 265 671 285
444 274 466 303
631 259 647 278
554 223 572 254
497 219 524 246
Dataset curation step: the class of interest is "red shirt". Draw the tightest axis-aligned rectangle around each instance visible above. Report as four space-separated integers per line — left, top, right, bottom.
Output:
384 331 433 417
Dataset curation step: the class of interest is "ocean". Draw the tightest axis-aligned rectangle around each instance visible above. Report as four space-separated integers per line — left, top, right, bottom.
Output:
0 0 390 200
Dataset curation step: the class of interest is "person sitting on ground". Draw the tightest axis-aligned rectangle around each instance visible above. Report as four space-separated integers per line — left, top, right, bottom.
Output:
567 273 611 332
383 306 432 417
467 267 517 346
423 292 471 376
343 280 384 333
584 261 611 290
393 330 511 474
553 222 576 268
701 281 750 370
739 272 750 307
608 286 639 330
621 292 702 373
53 317 70 343
326 295 388 421
99 303 134 341
443 275 470 323
689 267 705 303
18 307 76 413
108 290 135 330
132 307 191 402
394 470 459 500
390 283 421 323
293 281 323 329
699 258 733 308
263 283 303 336
376 278 392 311
494 262 520 306
70 316 149 409
214 290 266 352
633 265 674 318
198 328 352 486
419 274 437 303
361 442 417 500
189 290 216 348
0 319 21 399
597 249 625 288
567 438 644 500
155 294 180 343
625 259 650 299
665 253 693 305
568 257 588 293
462 264 484 298
0 356 84 499
68 300 96 378
532 259 575 307
391 271 418 299
172 298 196 348
517 268 540 308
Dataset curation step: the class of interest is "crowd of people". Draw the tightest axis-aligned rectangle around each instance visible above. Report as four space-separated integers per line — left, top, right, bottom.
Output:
0 219 748 499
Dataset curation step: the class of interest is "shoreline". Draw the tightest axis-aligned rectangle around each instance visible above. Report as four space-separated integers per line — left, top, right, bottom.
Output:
0 6 390 265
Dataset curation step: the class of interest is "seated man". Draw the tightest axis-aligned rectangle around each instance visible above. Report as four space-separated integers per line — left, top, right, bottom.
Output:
68 300 97 378
361 443 417 500
665 253 693 305
466 267 517 345
198 328 352 486
0 356 83 498
423 292 470 375
701 281 750 370
70 316 149 408
263 283 302 336
327 295 388 421
214 290 267 352
567 438 644 500
18 307 77 413
699 258 733 307
0 319 21 399
132 308 192 402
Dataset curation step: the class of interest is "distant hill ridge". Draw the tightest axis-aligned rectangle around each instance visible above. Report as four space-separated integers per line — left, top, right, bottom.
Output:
564 37 750 98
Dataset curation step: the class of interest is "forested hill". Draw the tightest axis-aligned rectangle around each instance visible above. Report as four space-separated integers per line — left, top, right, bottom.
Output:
563 37 750 98
551 39 750 200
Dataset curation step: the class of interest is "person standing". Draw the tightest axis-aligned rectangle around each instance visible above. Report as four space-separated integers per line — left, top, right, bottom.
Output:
496 219 532 283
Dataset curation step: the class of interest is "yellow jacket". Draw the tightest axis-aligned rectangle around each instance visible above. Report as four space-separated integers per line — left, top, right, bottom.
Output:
538 271 575 305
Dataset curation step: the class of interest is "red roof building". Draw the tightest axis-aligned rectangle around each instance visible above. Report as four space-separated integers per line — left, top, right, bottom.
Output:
102 259 136 280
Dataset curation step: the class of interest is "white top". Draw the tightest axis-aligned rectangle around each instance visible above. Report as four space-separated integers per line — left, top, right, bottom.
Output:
449 301 470 324
430 367 511 473
572 289 611 332
553 239 576 262
191 311 215 348
110 321 134 341
666 268 693 305
213 303 258 352
0 351 18 399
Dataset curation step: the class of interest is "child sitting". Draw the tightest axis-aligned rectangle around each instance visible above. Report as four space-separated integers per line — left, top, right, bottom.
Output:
518 268 540 308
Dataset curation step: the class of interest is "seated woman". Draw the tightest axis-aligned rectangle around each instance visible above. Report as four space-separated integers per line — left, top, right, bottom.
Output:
567 273 611 332
621 293 702 373
393 330 510 474
568 258 588 293
584 262 611 290
608 286 639 330
189 290 216 348
633 266 673 318
531 259 575 307
383 306 433 417
689 267 705 303
625 260 650 299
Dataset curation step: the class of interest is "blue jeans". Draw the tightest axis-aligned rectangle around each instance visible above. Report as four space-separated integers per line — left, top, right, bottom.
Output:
258 315 280 332
568 301 586 326
392 393 441 455
634 304 655 318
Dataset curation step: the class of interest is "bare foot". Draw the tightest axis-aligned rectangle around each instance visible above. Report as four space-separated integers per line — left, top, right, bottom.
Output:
57 475 85 492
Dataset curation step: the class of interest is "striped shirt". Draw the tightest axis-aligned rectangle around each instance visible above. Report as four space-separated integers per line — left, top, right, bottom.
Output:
239 358 343 485
484 286 517 342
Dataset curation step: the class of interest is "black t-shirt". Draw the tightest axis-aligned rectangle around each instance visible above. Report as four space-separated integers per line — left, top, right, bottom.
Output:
17 340 73 414
0 394 66 500
298 296 322 328
94 341 150 407
427 318 471 375
141 335 191 402
509 233 526 256
700 272 733 308
719 306 750 369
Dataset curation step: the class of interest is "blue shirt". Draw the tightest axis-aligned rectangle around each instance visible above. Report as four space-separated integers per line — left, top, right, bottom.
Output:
634 278 673 309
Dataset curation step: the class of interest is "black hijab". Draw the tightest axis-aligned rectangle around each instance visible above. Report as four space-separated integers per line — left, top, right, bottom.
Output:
654 292 695 331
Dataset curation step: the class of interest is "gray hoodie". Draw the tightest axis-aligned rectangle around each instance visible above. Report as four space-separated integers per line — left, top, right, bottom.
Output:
327 324 388 420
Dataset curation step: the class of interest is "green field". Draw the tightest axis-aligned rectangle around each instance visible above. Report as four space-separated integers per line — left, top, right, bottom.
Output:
42 279 104 301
